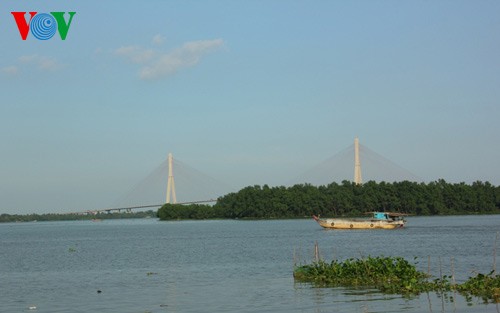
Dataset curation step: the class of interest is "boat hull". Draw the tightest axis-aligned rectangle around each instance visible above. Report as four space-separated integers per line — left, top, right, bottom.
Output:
313 216 405 230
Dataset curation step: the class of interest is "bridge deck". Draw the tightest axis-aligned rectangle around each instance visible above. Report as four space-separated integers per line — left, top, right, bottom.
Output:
69 199 217 215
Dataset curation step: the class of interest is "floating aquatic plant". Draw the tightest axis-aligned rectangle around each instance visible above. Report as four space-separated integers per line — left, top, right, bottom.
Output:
294 256 430 294
457 271 500 303
294 256 500 303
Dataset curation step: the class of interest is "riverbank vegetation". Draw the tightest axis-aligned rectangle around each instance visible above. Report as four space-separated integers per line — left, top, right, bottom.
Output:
158 179 499 220
294 255 500 303
0 210 156 223
3 179 499 222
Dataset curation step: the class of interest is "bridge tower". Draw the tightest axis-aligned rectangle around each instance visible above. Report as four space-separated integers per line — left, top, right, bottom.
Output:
166 153 177 204
354 137 363 185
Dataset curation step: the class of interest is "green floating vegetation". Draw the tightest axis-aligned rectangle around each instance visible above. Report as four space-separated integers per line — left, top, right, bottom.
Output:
293 256 500 303
457 271 500 303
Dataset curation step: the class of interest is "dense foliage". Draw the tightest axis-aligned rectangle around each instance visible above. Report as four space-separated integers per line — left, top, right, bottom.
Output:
294 256 431 293
0 210 156 223
157 203 219 220
457 271 500 302
158 179 500 220
294 256 500 303
4 180 498 222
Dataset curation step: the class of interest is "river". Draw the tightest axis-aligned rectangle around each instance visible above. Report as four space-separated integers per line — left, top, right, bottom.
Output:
1 215 499 313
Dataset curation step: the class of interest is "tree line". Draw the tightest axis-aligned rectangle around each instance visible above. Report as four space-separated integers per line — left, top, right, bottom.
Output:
158 179 500 220
0 210 157 223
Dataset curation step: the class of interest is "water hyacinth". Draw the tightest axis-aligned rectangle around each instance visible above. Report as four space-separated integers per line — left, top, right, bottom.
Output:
457 271 500 303
294 256 430 294
294 256 500 303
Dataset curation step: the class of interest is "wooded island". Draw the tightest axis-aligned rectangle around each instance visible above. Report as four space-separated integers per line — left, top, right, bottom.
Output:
2 179 498 222
158 179 499 220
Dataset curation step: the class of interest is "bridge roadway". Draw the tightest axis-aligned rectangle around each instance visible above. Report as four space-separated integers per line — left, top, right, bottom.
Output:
70 199 217 215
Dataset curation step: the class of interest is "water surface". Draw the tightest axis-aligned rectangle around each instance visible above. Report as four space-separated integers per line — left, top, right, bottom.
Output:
1 215 499 312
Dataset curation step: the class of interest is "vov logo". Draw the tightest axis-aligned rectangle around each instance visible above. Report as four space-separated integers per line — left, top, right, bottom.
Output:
11 12 76 40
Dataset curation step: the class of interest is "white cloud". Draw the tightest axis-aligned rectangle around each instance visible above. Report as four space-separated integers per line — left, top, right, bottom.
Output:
1 66 19 76
152 34 166 45
2 55 64 77
115 38 224 81
18 55 64 71
115 46 156 64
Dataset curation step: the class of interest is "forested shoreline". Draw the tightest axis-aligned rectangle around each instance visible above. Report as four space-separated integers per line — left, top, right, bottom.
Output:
158 179 500 220
2 180 499 222
0 210 156 223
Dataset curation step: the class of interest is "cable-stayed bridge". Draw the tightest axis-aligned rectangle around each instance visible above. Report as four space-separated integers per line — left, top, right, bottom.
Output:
77 154 231 214
74 138 420 215
291 138 420 186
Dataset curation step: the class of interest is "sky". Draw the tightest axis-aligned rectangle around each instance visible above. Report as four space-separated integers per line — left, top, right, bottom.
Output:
1 1 499 214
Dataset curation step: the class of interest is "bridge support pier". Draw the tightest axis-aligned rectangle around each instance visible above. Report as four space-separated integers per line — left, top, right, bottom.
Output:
166 153 177 204
354 137 363 185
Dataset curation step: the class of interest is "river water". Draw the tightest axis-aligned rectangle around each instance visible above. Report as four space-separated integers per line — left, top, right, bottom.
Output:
1 215 499 313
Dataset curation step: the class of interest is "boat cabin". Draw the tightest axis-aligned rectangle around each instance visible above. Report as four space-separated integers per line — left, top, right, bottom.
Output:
370 212 407 221
373 212 389 219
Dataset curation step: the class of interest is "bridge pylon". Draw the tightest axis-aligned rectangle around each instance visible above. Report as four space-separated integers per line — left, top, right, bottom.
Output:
354 137 363 185
166 153 177 204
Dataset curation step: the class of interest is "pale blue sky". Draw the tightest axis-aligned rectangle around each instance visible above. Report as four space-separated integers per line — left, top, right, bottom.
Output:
1 1 499 214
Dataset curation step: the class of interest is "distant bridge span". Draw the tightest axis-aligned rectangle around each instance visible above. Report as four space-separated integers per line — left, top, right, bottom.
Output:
71 199 217 215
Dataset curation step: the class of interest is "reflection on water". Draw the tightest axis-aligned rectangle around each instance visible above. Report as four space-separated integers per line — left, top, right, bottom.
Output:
296 283 500 313
0 216 499 313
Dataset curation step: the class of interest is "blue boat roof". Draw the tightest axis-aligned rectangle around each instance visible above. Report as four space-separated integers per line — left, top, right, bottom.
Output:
367 211 409 219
